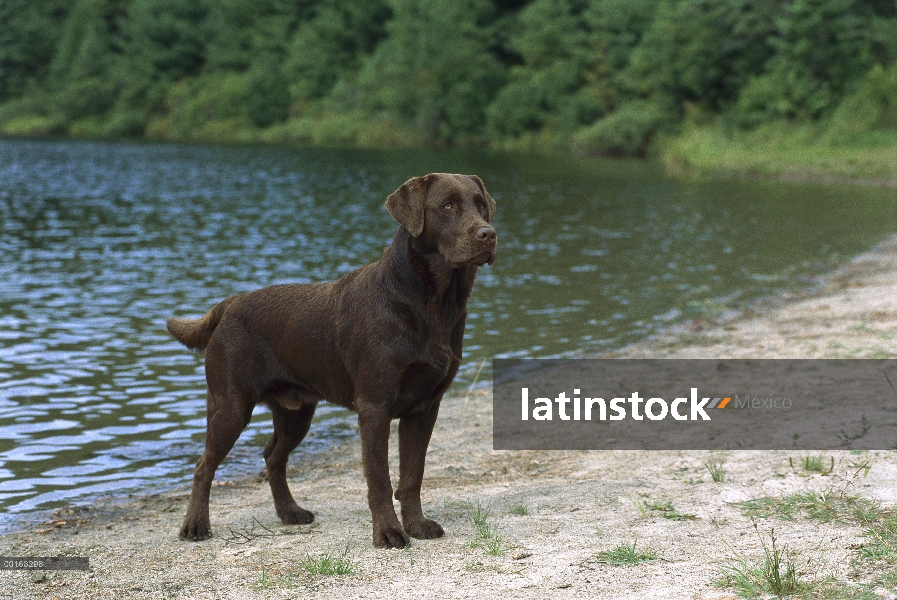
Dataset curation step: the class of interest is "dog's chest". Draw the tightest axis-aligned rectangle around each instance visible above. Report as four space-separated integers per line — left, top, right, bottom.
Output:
410 305 463 356
388 312 464 414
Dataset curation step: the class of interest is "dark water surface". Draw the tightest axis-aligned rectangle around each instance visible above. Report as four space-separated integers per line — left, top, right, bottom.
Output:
1 138 895 521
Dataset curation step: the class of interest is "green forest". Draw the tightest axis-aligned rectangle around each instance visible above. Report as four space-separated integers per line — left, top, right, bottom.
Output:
2 0 896 179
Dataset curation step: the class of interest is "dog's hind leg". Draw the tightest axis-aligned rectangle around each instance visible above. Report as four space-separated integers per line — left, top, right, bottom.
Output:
180 389 253 541
263 401 316 524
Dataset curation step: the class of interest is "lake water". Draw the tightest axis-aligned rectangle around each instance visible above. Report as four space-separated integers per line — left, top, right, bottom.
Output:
1 138 895 523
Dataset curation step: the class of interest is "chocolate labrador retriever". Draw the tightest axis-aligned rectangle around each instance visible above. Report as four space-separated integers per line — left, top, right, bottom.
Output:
167 173 496 548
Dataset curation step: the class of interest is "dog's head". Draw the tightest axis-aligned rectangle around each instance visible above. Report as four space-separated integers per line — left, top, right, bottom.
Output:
385 173 497 267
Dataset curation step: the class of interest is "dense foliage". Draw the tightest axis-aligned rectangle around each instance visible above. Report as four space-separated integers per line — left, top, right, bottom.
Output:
1 0 896 155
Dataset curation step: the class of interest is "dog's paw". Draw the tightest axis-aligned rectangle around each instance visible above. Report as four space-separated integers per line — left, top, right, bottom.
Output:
278 506 314 525
179 521 212 541
373 524 410 549
403 518 444 540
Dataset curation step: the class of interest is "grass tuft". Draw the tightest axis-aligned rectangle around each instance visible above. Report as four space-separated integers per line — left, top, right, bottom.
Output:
738 491 882 524
715 530 803 597
299 550 357 576
793 455 834 475
645 500 697 521
595 540 658 565
704 459 726 483
444 498 474 511
255 566 275 589
466 500 504 555
508 503 529 516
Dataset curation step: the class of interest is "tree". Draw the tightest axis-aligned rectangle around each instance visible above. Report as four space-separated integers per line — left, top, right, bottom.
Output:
205 0 316 71
0 0 68 101
735 0 897 125
115 0 211 109
284 0 390 101
624 0 778 116
486 0 592 139
351 0 504 140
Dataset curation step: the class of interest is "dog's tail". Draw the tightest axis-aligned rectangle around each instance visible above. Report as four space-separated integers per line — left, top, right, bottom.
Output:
166 295 242 351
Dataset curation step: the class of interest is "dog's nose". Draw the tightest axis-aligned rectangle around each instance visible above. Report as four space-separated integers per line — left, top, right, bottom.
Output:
476 226 496 244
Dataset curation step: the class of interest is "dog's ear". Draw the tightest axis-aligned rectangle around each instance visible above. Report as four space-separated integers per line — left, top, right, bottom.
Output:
467 175 496 223
385 175 432 237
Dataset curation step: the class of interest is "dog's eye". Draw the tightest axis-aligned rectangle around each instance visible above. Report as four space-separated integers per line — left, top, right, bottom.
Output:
442 202 453 210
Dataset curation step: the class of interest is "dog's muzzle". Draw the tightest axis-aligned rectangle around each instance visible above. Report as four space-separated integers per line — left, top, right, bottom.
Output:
475 226 497 265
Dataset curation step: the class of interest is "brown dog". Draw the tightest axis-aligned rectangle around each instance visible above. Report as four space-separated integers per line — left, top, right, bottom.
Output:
167 173 496 548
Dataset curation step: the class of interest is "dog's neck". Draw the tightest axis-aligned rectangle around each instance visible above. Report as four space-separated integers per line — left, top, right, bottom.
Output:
389 227 477 304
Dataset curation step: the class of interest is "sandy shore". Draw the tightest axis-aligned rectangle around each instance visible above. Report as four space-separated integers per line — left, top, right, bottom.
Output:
3 236 897 599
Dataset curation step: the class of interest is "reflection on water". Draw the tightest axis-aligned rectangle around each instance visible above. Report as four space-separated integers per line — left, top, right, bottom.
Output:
0 138 895 520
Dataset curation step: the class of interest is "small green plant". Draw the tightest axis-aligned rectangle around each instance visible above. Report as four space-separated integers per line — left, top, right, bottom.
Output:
863 510 897 563
595 540 657 565
715 525 804 597
792 454 834 475
483 535 504 556
299 549 357 576
253 566 296 589
471 500 491 533
255 566 275 589
630 496 647 517
444 498 474 511
508 503 529 516
646 500 697 521
704 459 726 482
739 491 882 524
710 515 729 527
466 500 504 555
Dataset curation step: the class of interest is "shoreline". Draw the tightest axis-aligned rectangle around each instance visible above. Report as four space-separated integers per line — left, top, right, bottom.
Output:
660 124 897 187
4 132 897 190
2 236 897 598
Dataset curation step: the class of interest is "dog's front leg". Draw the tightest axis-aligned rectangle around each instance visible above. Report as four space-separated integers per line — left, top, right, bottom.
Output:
395 401 444 540
357 402 410 548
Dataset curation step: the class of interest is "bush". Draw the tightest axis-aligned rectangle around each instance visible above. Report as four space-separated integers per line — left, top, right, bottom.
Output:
54 77 117 121
101 108 148 137
247 63 291 128
486 79 548 138
570 100 668 156
734 71 834 128
0 87 66 134
151 71 251 139
828 64 897 140
0 114 67 136
0 89 54 122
